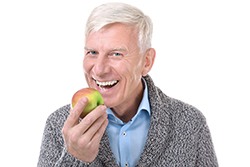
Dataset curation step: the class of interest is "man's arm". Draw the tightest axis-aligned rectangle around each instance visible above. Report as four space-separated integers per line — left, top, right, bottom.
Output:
37 112 72 166
196 122 219 167
37 99 107 167
37 114 104 167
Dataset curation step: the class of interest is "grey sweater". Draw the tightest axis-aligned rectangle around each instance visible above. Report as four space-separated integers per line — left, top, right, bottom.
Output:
38 75 218 167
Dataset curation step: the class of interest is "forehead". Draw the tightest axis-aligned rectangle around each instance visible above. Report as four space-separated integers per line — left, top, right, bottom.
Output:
85 23 139 51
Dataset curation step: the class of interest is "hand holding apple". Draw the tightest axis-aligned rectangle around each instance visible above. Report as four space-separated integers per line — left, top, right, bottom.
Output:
63 89 108 163
71 88 104 118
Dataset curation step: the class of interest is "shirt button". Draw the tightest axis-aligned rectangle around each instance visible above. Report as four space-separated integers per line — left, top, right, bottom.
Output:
122 132 126 136
125 162 129 167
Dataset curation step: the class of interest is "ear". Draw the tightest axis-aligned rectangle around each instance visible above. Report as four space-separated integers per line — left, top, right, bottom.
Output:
142 48 156 76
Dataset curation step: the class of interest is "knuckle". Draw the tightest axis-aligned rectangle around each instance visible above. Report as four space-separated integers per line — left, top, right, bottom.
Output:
61 126 68 135
66 131 79 144
61 128 69 141
83 116 94 125
88 141 99 152
68 131 79 144
61 127 65 135
77 137 88 147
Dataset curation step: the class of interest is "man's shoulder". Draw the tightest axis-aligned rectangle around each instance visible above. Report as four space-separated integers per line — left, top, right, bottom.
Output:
163 95 207 132
169 97 205 121
154 87 206 128
145 75 206 124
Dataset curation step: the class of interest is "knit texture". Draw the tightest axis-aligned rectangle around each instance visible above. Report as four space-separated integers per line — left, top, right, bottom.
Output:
37 75 218 167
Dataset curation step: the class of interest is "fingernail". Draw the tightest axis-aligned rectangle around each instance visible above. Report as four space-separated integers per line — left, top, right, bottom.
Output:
79 97 88 103
101 105 107 110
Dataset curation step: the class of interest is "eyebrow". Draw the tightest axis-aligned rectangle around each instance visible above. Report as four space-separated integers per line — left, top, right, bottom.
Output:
84 47 94 51
84 47 128 52
110 47 128 52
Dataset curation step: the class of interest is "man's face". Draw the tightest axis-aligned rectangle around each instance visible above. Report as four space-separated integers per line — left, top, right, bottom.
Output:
83 23 148 112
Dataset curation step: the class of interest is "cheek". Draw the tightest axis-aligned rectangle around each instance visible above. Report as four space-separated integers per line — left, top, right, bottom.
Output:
83 59 93 86
83 58 91 73
117 58 143 77
114 62 131 76
130 60 144 76
118 65 141 85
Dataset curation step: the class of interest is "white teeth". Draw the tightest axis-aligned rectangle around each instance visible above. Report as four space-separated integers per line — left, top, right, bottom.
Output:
96 80 118 86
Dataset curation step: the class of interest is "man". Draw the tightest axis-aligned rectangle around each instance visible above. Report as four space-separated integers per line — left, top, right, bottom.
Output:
38 2 218 167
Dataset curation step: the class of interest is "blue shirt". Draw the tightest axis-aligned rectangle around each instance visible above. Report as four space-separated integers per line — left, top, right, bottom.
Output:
106 79 151 167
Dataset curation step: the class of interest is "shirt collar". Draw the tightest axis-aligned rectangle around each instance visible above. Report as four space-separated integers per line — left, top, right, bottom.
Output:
107 78 151 124
137 77 151 115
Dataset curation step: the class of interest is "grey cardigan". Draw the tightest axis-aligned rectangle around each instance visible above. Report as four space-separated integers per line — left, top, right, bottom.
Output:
38 75 218 167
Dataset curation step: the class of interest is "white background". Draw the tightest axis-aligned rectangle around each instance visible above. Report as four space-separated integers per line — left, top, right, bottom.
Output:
0 0 249 166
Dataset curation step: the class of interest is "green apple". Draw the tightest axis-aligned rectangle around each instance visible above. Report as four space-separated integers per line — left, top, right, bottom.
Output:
71 88 104 118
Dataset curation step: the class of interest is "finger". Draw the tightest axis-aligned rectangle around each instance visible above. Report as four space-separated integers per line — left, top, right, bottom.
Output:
76 105 107 134
79 117 108 152
64 97 88 130
82 107 107 141
91 118 109 143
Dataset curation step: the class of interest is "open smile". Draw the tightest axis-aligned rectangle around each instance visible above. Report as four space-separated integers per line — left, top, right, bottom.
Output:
93 78 119 89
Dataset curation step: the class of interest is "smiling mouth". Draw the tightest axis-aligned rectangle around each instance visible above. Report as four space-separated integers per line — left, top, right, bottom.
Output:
94 78 119 89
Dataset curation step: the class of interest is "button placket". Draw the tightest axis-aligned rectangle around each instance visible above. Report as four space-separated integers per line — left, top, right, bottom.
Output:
119 124 130 167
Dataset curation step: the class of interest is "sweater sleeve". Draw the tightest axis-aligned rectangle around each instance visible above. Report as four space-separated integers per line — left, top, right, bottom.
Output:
196 122 219 167
37 108 103 167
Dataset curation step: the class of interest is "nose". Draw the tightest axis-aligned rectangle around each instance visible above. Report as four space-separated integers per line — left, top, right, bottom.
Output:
92 55 110 77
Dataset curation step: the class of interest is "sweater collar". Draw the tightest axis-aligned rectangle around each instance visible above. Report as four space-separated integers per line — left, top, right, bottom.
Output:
138 75 171 166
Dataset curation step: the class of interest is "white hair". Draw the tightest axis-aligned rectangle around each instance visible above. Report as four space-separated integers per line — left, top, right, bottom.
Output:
85 2 153 53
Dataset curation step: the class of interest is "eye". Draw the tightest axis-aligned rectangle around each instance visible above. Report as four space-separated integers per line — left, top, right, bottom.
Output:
86 50 98 56
111 52 123 57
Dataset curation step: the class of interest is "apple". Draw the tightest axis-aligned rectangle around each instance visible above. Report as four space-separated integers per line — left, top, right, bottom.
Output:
71 88 104 118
